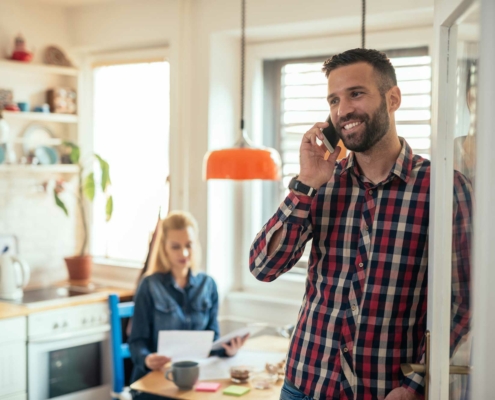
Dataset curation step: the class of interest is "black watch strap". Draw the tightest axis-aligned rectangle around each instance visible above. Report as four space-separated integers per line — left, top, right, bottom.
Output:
288 176 317 197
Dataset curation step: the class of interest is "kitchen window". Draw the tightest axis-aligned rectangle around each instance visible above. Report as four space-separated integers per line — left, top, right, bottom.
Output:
91 59 170 264
263 47 431 273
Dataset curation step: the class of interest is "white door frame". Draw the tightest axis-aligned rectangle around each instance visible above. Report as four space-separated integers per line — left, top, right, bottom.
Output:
429 3 458 397
431 0 494 398
471 0 495 398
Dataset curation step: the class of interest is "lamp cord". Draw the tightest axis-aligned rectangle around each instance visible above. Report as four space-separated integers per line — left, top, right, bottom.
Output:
361 0 366 48
240 0 246 131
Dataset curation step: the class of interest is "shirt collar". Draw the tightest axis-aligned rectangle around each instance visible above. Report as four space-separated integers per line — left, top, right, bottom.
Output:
164 269 198 289
187 270 198 287
340 137 412 183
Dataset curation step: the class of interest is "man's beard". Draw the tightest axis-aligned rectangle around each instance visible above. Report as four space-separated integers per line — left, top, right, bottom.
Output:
336 96 390 153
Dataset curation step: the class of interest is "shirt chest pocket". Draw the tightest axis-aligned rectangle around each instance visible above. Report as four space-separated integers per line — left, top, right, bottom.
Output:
153 301 181 330
189 298 212 329
191 298 212 313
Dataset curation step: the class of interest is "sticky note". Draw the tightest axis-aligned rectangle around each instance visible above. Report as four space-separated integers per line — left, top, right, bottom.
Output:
195 382 221 392
222 385 251 396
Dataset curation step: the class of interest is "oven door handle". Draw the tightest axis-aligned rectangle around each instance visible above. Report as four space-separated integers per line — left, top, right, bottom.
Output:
29 324 110 343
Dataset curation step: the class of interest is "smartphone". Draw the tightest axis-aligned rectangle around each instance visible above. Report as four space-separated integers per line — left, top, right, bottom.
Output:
321 114 340 153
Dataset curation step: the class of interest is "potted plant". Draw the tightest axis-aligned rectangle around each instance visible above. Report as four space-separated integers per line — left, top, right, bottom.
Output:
54 141 113 281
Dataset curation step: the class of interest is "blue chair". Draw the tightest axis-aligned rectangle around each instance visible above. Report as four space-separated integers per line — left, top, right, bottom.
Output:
108 293 135 400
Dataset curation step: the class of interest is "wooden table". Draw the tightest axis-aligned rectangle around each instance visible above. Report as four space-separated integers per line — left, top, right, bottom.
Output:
130 335 289 400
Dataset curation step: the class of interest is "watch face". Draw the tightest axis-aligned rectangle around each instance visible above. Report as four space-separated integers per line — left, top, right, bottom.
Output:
289 177 299 190
289 178 315 196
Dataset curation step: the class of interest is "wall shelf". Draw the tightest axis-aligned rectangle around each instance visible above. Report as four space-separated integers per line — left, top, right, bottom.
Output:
0 164 79 174
3 111 78 124
0 59 79 77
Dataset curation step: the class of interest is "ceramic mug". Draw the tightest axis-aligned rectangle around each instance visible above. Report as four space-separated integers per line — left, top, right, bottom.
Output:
17 102 29 112
164 361 199 390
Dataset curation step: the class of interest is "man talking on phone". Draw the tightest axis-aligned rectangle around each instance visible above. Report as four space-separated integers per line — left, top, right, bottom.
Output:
249 49 471 400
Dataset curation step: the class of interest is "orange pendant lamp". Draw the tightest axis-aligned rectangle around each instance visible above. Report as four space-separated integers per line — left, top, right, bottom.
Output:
203 0 281 181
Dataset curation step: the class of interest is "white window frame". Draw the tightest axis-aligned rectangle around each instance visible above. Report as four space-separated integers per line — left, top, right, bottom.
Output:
240 27 434 296
79 47 170 270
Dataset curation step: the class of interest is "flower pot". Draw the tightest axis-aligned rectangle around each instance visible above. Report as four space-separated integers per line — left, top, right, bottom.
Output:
64 255 93 281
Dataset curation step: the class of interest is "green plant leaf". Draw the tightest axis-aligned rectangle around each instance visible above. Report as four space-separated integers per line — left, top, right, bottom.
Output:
63 141 80 164
83 172 95 201
106 196 113 222
54 190 68 216
94 154 111 191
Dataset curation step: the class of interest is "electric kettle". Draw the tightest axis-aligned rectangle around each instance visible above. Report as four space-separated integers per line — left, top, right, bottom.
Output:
0 254 30 300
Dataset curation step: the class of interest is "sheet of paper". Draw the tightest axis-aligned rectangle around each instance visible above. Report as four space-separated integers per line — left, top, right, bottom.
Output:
198 349 287 381
211 325 267 351
158 330 214 361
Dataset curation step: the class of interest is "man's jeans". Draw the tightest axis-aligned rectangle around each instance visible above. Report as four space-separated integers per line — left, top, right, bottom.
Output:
280 378 314 400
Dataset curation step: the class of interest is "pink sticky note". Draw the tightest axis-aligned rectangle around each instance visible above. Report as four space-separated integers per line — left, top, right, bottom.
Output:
195 382 221 392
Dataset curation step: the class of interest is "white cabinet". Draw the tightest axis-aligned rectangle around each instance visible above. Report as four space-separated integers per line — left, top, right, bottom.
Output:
0 317 26 400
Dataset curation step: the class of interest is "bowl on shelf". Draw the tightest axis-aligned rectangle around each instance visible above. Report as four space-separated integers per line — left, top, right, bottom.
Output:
34 146 59 165
3 104 20 112
0 144 5 164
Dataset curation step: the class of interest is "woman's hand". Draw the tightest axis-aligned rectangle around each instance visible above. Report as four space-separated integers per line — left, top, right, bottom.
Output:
145 353 171 370
222 334 250 356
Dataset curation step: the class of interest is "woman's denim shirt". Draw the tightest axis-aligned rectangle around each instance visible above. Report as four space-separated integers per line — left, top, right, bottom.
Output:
129 271 224 382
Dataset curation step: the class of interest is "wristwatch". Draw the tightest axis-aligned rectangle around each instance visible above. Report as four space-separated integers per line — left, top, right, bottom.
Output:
288 176 317 197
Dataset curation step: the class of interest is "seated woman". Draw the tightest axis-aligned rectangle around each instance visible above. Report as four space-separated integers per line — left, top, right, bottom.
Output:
129 211 247 387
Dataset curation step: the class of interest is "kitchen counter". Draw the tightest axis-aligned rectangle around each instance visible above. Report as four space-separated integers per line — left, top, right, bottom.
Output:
0 302 29 319
0 285 134 319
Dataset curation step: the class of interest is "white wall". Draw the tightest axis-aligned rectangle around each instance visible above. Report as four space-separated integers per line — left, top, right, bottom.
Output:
0 0 79 285
67 0 179 51
0 0 71 64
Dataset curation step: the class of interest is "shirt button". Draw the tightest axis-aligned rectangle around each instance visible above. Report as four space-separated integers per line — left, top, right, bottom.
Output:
359 263 364 268
368 190 373 195
343 347 348 353
364 225 369 231
351 305 357 311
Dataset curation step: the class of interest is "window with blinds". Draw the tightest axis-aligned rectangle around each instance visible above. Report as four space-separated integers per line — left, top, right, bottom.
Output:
264 47 431 273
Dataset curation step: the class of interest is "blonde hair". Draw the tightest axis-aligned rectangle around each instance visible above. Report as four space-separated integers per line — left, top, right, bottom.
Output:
146 211 201 275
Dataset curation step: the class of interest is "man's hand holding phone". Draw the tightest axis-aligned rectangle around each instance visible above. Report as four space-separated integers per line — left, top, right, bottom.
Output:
298 121 341 191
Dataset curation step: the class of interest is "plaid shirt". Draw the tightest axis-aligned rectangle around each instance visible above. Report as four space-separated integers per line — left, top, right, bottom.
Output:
249 139 472 400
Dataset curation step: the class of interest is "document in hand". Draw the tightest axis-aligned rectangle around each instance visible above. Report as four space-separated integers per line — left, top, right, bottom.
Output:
211 325 266 351
158 330 214 361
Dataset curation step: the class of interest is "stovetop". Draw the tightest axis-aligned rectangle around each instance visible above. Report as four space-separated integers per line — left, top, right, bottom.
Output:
1 283 105 308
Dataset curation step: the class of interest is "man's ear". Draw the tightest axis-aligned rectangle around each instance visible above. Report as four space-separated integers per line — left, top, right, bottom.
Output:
388 86 401 112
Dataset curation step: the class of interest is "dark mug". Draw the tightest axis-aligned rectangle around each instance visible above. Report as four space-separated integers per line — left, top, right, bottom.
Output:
164 361 199 390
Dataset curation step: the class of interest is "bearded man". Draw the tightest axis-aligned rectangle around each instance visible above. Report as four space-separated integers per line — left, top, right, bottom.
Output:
249 48 471 400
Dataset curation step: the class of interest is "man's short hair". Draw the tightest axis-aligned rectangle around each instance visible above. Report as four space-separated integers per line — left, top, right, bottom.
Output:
322 48 397 94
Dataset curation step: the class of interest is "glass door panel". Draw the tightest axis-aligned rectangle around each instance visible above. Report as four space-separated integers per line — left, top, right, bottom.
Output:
450 2 479 399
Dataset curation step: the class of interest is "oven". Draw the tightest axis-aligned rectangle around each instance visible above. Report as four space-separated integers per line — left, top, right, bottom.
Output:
27 302 111 400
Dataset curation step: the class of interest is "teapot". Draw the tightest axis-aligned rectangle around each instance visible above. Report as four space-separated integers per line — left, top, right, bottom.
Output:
0 255 30 300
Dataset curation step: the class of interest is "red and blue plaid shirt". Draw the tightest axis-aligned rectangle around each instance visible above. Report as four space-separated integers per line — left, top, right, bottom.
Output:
249 139 472 399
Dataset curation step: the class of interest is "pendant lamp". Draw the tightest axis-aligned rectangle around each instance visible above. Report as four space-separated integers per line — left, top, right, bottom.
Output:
203 0 281 180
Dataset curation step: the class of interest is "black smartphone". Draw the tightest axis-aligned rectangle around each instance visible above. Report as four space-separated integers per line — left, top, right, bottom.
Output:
321 114 340 153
